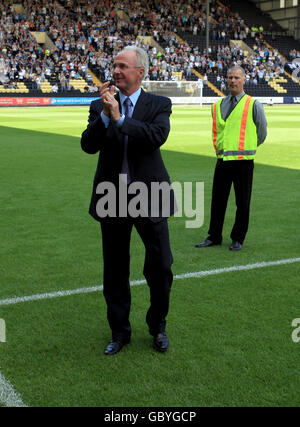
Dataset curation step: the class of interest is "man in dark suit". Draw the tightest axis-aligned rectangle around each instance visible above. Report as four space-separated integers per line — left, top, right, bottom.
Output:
81 46 175 355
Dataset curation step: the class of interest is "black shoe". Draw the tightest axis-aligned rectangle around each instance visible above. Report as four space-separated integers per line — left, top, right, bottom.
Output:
229 241 243 251
104 340 129 355
195 239 220 248
153 332 169 352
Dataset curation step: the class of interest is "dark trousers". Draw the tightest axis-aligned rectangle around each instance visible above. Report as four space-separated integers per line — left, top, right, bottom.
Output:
100 217 173 342
208 159 254 244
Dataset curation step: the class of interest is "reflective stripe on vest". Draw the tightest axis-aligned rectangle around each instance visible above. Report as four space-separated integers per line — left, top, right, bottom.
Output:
212 102 217 152
220 150 257 157
238 95 252 160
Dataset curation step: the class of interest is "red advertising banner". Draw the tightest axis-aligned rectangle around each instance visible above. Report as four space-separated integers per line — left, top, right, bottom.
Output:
0 97 51 106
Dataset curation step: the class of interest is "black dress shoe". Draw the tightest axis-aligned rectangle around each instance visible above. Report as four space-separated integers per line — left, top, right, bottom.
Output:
195 239 220 248
229 241 242 251
153 332 169 352
104 340 128 355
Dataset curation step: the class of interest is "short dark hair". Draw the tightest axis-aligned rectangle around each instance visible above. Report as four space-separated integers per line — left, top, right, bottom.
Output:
227 65 246 78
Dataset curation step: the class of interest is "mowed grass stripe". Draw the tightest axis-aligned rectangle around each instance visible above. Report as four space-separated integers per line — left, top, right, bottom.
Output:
0 105 299 407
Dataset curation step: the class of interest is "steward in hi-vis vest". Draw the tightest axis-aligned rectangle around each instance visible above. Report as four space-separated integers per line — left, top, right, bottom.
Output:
195 66 267 251
212 95 257 161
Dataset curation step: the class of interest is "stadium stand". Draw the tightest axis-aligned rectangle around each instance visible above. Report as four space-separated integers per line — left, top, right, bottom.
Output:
0 0 299 98
221 0 284 33
220 0 300 97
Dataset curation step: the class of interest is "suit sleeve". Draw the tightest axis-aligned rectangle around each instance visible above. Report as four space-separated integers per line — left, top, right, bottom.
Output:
120 97 172 151
81 101 107 154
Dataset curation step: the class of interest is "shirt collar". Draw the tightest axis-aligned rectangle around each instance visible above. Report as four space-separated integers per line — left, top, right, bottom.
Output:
233 91 245 102
119 88 141 108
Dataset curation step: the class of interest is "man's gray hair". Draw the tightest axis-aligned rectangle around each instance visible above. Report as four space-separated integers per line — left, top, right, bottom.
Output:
122 46 149 79
227 65 246 78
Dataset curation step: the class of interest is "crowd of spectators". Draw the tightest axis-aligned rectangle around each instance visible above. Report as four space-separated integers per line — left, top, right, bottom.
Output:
205 38 286 90
0 0 292 94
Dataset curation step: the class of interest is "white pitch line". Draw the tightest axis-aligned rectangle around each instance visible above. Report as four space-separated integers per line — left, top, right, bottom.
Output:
0 257 299 308
0 256 299 408
0 369 27 407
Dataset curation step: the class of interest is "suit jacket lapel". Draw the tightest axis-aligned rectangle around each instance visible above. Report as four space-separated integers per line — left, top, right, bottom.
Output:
132 89 150 121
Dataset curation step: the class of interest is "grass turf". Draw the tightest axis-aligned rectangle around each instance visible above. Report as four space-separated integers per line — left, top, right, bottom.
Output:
0 105 299 406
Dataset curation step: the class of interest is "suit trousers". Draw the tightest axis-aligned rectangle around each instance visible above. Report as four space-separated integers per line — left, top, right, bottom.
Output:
208 159 254 244
100 217 173 342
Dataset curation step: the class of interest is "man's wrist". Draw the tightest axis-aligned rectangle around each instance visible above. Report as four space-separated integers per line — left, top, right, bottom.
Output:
101 111 110 128
116 114 125 127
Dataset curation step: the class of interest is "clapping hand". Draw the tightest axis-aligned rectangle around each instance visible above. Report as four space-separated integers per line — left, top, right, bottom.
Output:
100 82 121 123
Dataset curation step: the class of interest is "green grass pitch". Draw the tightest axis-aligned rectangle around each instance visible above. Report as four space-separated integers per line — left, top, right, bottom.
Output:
0 105 299 407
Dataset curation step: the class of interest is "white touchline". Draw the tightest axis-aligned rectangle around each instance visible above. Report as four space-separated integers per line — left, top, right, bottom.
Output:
0 369 27 407
0 257 299 307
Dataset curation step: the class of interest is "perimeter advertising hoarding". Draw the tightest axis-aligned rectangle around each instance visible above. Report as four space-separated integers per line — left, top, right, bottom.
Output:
0 97 97 106
1 97 299 106
0 97 51 106
50 97 98 105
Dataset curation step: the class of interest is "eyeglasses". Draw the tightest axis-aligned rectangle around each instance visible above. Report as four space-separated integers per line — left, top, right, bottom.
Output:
112 64 143 71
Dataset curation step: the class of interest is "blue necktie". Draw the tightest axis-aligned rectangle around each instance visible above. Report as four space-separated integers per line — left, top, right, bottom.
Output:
121 97 132 183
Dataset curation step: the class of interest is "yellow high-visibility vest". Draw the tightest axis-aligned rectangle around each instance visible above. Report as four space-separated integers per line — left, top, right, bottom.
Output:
212 95 257 160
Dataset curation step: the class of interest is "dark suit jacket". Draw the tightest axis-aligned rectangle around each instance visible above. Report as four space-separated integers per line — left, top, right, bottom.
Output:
81 88 175 222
